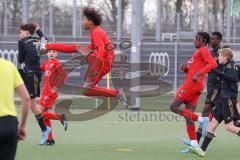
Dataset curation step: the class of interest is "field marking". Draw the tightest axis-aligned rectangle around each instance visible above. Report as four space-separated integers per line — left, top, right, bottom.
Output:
116 148 134 152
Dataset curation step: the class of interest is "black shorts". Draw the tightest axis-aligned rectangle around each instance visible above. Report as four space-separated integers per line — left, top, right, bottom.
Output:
213 97 237 124
0 116 18 160
24 73 41 99
204 89 220 105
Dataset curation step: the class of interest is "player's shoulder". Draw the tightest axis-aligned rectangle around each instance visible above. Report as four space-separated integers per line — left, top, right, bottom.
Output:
199 47 210 52
51 59 61 67
0 58 15 67
0 59 17 72
18 37 28 44
92 26 106 36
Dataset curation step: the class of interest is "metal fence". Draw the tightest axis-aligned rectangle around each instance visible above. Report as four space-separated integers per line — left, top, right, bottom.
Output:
1 0 240 42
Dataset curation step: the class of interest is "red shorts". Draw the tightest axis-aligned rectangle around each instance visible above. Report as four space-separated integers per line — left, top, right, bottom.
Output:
39 95 57 109
175 82 204 106
85 54 113 87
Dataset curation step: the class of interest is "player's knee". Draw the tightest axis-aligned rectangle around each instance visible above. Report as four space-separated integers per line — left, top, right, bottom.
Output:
225 123 233 132
82 87 90 96
170 104 177 113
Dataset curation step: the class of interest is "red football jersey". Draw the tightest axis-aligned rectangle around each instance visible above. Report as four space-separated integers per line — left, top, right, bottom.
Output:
88 26 115 64
41 59 66 98
185 47 217 85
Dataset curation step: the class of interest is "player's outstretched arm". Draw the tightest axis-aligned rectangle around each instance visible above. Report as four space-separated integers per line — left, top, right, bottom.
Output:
45 43 78 53
213 67 239 82
35 24 47 40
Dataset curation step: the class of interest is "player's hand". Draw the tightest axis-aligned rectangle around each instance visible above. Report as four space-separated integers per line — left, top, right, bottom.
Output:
35 23 40 31
192 72 201 82
18 125 26 140
180 63 188 72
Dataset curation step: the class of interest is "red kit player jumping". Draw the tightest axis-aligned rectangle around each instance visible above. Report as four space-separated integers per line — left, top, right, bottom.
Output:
170 32 217 152
39 50 67 145
38 7 127 108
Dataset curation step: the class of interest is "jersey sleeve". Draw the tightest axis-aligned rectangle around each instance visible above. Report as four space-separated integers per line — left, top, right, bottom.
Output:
12 63 24 88
198 48 218 75
18 40 25 64
213 64 239 82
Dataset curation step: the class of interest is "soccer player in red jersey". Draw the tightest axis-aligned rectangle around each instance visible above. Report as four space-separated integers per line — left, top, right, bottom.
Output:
39 50 67 145
38 7 128 108
170 32 218 151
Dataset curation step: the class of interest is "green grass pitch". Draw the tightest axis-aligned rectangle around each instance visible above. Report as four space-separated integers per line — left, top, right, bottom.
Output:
16 105 239 160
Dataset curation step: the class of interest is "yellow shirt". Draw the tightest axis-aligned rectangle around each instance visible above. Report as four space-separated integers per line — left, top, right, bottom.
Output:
0 58 23 117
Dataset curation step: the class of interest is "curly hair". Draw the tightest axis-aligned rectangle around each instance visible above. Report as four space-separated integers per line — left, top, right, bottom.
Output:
211 31 222 40
196 32 210 45
83 7 102 26
20 24 36 35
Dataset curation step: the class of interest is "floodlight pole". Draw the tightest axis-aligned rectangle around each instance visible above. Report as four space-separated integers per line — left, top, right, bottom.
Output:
130 0 143 110
156 0 162 41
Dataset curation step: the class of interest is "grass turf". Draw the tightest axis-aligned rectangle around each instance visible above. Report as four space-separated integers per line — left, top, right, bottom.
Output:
16 109 239 160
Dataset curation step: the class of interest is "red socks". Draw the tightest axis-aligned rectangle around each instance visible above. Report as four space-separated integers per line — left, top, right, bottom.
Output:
43 112 61 121
46 44 77 53
83 86 118 97
181 108 199 121
187 124 197 140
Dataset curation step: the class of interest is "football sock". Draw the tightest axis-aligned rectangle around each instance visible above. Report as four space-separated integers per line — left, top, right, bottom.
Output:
201 132 214 151
187 124 197 145
83 86 118 97
43 112 61 121
196 127 202 143
181 109 199 121
35 113 47 132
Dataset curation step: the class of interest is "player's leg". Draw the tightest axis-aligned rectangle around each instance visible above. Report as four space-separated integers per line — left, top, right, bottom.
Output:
39 96 68 131
225 121 240 135
190 117 220 157
171 93 207 125
38 37 76 53
38 37 92 55
223 98 240 135
234 99 240 126
25 74 51 144
196 90 216 142
184 104 199 148
201 118 219 151
40 108 54 145
83 56 128 107
192 98 223 157
172 86 209 137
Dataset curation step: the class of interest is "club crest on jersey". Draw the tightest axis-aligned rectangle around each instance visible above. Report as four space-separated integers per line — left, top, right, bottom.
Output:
181 90 186 95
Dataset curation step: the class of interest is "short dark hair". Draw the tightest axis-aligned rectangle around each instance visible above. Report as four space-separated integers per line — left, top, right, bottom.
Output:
20 24 36 35
83 7 102 26
196 32 210 45
211 31 222 40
